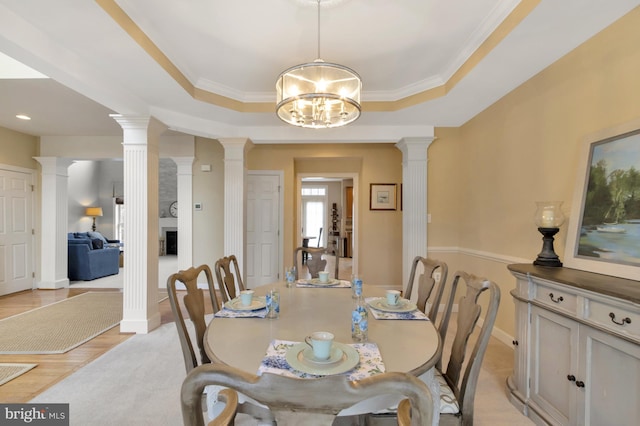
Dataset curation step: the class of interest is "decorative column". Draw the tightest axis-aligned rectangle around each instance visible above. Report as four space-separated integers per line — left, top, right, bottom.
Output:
112 115 167 334
173 157 195 271
396 136 434 294
34 157 74 289
218 138 252 277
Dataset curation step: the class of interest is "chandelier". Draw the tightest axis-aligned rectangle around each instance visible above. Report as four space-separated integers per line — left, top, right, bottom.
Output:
276 0 361 128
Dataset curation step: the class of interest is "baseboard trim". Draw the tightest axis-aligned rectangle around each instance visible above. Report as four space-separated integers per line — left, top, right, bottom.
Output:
476 315 514 348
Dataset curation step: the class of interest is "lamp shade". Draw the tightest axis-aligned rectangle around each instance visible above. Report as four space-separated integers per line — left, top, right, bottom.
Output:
85 207 103 217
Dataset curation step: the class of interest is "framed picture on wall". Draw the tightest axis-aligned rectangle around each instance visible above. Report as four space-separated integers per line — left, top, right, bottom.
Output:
564 122 640 280
370 183 397 211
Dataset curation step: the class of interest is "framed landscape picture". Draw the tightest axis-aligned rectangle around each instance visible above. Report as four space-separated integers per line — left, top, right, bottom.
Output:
370 183 397 211
564 124 640 280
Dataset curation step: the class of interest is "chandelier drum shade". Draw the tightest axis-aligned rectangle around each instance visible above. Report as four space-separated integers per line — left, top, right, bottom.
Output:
276 0 361 128
276 60 361 128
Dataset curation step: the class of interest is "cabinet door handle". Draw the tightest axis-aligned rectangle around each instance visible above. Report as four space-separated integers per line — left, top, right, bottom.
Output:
549 293 564 303
567 375 576 382
512 340 519 346
609 312 632 326
575 380 585 388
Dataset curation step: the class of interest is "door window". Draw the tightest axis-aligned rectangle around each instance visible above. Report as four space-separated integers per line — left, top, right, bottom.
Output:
301 186 327 246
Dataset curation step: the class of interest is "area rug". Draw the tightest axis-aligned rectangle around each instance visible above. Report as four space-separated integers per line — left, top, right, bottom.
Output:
0 291 169 354
30 322 187 425
0 292 124 354
28 318 270 426
0 363 37 386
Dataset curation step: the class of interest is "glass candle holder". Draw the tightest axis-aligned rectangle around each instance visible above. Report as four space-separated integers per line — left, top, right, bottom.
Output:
533 201 565 267
534 201 565 228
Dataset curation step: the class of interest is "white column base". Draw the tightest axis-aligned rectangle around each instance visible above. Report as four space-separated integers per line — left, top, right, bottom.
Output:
37 278 69 289
120 313 162 334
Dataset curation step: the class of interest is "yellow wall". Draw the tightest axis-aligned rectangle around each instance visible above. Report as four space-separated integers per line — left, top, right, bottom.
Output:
430 6 640 336
193 137 225 267
247 143 403 286
0 126 39 169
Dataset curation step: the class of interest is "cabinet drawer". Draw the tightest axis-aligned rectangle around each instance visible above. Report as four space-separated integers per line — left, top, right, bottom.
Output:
587 299 640 341
534 282 578 315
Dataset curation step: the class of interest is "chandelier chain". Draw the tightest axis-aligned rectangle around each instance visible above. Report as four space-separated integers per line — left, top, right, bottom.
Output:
317 0 321 60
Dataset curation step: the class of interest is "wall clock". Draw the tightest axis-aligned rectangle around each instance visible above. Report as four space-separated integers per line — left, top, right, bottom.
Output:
169 201 178 218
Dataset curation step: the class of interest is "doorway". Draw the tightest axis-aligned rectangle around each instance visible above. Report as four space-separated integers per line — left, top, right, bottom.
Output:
297 173 358 277
246 171 283 288
0 165 34 296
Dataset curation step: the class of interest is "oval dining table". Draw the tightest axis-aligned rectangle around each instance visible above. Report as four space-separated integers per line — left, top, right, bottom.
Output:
204 281 442 424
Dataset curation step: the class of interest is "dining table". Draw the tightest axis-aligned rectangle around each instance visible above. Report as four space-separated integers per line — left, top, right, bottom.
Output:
204 280 442 424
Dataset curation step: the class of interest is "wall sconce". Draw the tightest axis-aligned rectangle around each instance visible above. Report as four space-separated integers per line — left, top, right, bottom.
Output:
85 207 103 232
533 201 565 267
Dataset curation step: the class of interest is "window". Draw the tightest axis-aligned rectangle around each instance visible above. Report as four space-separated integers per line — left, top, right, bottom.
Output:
114 199 125 243
301 186 327 246
301 187 326 196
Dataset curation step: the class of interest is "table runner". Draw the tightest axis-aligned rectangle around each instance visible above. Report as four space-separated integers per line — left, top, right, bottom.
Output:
365 297 430 321
258 339 385 380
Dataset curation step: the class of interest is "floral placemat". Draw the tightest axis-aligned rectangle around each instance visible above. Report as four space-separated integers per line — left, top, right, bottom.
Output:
258 339 384 380
295 279 352 288
365 297 430 321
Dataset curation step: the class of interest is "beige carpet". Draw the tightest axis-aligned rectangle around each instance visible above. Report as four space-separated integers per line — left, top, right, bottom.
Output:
0 363 37 386
0 292 124 354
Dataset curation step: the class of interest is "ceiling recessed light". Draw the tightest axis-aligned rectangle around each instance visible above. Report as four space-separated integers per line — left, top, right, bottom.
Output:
16 114 31 120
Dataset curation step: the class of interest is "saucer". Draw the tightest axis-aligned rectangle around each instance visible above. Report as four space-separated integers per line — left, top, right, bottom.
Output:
367 298 417 313
286 342 359 376
306 278 341 286
301 346 344 366
225 296 266 311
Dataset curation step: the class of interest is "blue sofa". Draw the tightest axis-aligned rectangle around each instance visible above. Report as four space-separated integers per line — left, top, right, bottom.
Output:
67 232 120 281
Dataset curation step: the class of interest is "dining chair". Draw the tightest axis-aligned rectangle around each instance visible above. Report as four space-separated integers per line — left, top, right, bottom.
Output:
404 256 449 326
168 264 273 424
181 363 433 426
167 264 222 373
294 246 340 280
214 255 245 303
207 388 238 426
435 270 501 426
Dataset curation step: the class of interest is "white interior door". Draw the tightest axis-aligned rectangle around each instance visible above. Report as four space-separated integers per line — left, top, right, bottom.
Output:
0 167 33 296
246 173 281 288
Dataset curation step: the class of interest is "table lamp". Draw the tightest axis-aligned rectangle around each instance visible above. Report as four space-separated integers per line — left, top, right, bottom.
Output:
533 201 565 267
85 207 103 232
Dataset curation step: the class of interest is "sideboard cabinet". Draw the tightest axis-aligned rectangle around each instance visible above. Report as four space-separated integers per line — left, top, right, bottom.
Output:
507 264 640 426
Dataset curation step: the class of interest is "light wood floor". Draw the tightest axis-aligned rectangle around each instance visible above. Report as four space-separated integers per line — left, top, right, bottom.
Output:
0 277 531 425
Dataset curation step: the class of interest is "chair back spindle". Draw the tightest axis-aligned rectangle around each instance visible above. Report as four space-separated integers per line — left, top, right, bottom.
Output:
167 265 221 373
214 255 245 303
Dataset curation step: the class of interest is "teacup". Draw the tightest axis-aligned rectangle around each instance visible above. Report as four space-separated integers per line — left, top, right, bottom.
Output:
304 331 334 360
318 271 330 283
386 289 401 306
239 290 255 306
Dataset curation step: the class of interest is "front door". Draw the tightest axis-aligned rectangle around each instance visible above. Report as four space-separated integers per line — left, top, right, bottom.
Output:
246 173 281 288
0 167 33 296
